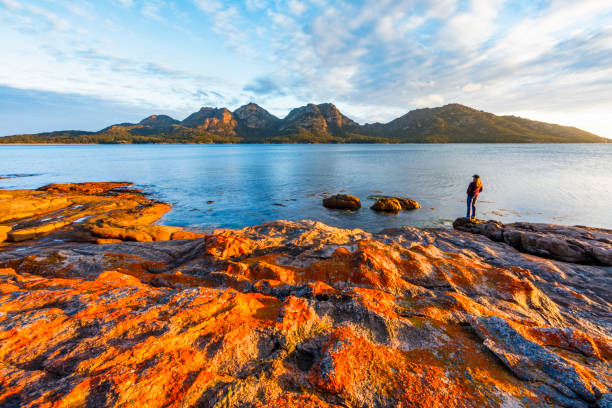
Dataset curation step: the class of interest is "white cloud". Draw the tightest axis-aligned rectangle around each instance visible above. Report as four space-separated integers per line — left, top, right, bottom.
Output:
425 0 458 19
0 2 71 31
412 94 444 107
113 0 135 8
268 10 294 27
0 42 245 114
288 0 306 16
0 0 21 9
192 0 223 13
192 1 255 55
462 83 482 92
62 2 95 20
245 0 265 9
438 0 504 52
141 0 166 20
376 14 400 41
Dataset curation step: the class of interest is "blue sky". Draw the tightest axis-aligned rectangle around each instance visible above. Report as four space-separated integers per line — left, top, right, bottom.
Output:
1 0 611 137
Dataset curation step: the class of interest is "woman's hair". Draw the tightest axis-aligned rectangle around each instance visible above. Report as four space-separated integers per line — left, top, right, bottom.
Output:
474 175 483 188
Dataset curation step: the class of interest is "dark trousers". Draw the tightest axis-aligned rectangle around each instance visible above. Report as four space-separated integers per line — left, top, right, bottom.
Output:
466 195 478 218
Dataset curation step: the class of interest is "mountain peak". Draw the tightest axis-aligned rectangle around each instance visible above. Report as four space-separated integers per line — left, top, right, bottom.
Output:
197 106 229 112
181 107 237 133
138 115 179 128
317 102 338 110
437 103 480 112
278 102 358 136
237 102 263 110
316 103 357 128
234 103 279 130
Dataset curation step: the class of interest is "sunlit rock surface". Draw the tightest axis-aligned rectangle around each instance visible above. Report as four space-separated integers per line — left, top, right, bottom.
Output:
370 196 421 212
0 184 610 407
322 194 362 210
0 182 204 244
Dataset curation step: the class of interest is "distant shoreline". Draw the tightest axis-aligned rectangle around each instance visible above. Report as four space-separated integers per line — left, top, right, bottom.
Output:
0 141 610 145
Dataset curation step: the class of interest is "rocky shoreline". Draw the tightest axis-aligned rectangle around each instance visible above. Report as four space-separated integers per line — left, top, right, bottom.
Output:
0 183 610 407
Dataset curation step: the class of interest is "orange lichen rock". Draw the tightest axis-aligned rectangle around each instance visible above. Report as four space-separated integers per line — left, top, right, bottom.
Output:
0 182 204 244
254 394 344 407
518 325 612 361
204 234 257 259
0 225 10 243
0 185 611 407
308 326 493 407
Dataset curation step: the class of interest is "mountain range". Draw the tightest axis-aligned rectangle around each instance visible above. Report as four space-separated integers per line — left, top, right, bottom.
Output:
1 103 607 143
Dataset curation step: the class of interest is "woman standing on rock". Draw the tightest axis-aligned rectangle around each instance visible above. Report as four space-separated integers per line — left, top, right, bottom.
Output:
466 174 483 220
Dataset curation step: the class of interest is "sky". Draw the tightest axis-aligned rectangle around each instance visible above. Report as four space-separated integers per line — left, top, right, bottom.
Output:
1 0 611 138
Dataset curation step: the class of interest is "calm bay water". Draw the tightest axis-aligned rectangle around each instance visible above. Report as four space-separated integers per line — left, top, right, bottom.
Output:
1 144 611 231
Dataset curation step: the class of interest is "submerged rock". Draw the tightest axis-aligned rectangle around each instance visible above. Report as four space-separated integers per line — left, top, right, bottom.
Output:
453 217 612 265
322 194 361 210
0 184 610 408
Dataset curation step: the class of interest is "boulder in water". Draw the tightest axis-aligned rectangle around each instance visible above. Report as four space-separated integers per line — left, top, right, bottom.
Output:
322 194 361 210
371 197 402 213
371 196 421 212
395 197 420 210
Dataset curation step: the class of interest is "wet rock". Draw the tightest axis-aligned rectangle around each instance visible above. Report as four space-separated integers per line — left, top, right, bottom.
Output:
322 194 361 210
370 196 421 212
395 197 421 210
371 197 402 212
37 182 131 195
453 217 612 265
